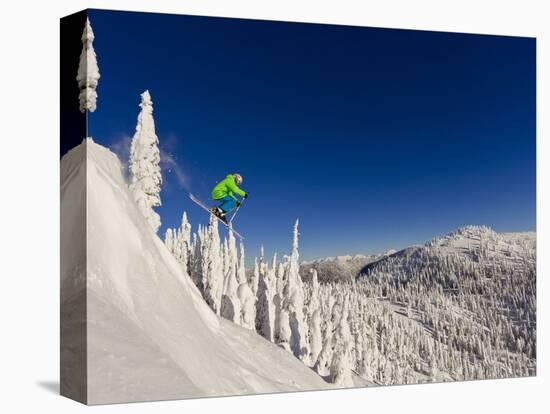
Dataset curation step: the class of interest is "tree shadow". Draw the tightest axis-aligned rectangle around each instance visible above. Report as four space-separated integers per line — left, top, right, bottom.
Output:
36 380 59 395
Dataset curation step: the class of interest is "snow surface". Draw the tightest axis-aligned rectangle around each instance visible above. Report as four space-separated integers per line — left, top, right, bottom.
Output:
61 139 329 404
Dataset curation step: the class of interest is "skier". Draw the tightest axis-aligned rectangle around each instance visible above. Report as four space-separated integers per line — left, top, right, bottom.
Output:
210 173 248 224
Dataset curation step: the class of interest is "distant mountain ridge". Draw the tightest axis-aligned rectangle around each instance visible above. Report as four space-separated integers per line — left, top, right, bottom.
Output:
300 254 377 283
359 225 536 280
299 226 535 283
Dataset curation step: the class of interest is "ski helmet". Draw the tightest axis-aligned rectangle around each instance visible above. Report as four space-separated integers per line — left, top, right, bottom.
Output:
233 173 243 185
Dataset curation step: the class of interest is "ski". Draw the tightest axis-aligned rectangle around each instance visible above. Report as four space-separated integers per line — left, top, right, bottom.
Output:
189 193 245 239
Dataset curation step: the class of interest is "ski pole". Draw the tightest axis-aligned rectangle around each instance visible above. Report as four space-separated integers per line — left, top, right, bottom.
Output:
229 197 246 224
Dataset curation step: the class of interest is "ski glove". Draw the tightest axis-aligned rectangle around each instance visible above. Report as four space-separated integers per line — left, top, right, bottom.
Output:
236 201 242 207
244 193 249 199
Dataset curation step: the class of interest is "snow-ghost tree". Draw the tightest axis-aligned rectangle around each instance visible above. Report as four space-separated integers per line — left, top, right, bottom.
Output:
330 295 354 387
315 304 335 376
277 309 292 353
237 239 247 285
188 227 205 290
308 269 323 367
180 212 192 250
272 259 286 341
236 239 256 329
172 212 192 274
359 346 377 382
256 253 275 341
222 239 229 277
181 212 192 256
202 216 224 314
129 90 162 233
286 220 310 363
309 311 323 368
250 257 260 297
238 284 255 329
76 18 100 113
164 228 175 255
221 226 241 323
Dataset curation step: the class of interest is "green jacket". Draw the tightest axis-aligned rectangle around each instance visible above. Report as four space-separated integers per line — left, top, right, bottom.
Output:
211 174 247 201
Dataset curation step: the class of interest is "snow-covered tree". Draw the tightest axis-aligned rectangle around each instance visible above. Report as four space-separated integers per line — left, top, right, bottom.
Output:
129 90 162 233
330 296 354 387
76 18 100 113
189 228 204 290
286 220 310 363
164 228 175 254
237 240 247 285
250 258 259 297
308 269 323 367
171 212 192 274
238 282 256 330
308 310 323 368
221 227 241 323
273 260 287 344
277 309 292 352
256 255 275 341
202 217 224 314
222 239 229 277
180 212 192 251
232 239 255 329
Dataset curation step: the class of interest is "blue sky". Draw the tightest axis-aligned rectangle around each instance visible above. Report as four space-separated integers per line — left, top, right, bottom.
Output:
87 9 536 261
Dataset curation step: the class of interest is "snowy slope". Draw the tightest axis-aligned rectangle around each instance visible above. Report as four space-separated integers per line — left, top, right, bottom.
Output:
359 225 536 278
61 139 329 404
347 225 536 383
426 225 535 265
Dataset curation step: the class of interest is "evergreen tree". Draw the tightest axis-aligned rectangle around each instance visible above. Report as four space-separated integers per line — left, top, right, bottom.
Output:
308 270 323 367
221 227 241 323
286 220 310 363
164 228 174 254
238 282 256 330
256 253 275 341
76 18 100 113
237 240 247 285
202 217 224 314
129 90 162 232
